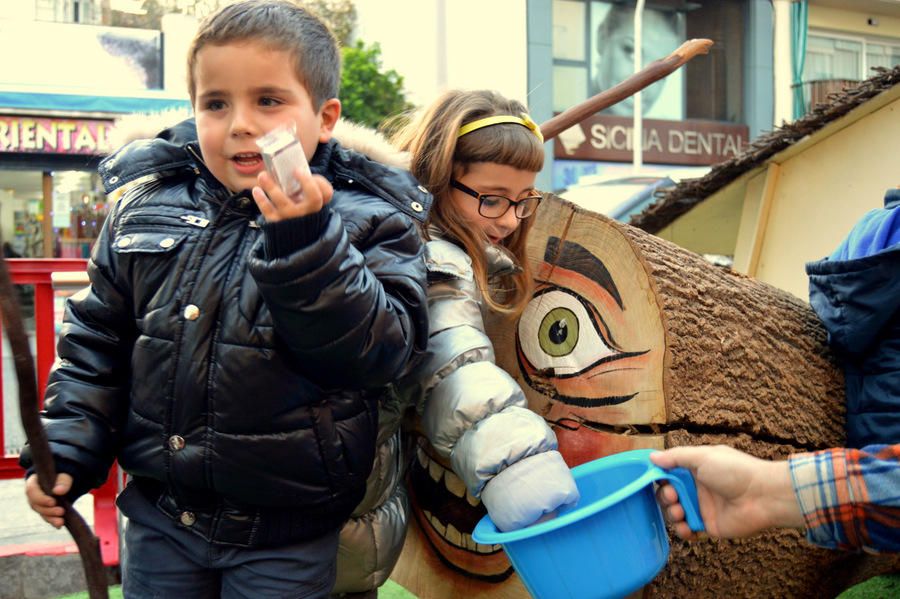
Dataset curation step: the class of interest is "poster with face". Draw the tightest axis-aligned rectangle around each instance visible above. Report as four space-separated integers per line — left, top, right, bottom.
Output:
590 1 685 120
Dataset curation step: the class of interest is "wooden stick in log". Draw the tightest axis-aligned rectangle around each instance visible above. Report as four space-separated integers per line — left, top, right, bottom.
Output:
0 259 108 599
540 38 713 142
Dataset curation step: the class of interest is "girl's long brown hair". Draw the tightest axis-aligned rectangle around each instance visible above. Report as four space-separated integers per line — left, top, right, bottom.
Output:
392 90 544 315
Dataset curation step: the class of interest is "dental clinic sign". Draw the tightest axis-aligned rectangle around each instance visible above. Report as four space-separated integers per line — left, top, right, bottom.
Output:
554 114 749 166
0 116 113 155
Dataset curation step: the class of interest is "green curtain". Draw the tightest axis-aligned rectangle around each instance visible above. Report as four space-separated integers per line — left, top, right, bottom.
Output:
791 0 809 119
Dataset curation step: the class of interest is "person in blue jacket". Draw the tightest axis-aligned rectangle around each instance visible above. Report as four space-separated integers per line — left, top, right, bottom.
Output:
806 187 900 448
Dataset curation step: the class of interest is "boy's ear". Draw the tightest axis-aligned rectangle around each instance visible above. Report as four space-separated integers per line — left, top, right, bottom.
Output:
318 98 342 143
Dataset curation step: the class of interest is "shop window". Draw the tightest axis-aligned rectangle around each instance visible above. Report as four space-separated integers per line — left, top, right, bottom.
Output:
0 170 44 258
53 171 108 259
0 169 108 259
684 1 745 123
551 0 746 123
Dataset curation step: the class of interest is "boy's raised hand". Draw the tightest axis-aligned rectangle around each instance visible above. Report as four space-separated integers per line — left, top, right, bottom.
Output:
25 472 73 528
252 167 333 222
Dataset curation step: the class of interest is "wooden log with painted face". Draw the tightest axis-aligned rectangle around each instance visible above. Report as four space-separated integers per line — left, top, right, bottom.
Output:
499 194 900 597
501 193 846 462
391 194 900 598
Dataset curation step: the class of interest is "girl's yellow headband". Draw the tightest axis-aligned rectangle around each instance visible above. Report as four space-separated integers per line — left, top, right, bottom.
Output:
457 113 544 143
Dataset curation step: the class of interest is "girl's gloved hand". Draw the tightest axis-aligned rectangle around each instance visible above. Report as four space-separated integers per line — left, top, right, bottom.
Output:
480 450 579 532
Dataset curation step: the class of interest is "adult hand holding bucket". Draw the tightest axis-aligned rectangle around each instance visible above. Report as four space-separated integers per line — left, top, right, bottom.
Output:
472 448 704 599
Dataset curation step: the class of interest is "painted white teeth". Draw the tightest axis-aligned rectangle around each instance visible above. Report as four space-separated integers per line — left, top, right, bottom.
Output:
416 446 427 469
465 490 480 507
477 542 495 553
443 470 466 498
445 523 463 547
428 513 446 536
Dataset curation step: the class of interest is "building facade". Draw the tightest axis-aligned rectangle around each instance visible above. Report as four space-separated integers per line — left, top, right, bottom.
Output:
3 0 899 261
543 0 772 190
0 0 191 259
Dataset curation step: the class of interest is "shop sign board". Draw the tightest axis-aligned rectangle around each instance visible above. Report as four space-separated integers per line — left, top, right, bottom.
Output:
0 116 113 155
554 114 749 166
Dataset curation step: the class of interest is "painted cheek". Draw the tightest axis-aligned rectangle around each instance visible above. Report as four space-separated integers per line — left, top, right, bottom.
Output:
553 421 663 468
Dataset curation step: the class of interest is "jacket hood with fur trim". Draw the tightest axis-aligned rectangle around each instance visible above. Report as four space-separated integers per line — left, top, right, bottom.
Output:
107 109 410 170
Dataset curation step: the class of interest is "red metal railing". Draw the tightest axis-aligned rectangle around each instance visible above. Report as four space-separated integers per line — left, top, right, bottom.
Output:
0 258 119 566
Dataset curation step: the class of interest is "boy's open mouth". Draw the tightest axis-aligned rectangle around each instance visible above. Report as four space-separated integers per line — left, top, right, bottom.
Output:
232 152 263 173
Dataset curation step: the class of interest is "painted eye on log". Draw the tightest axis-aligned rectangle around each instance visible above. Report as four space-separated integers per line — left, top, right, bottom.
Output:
518 288 617 376
538 306 580 357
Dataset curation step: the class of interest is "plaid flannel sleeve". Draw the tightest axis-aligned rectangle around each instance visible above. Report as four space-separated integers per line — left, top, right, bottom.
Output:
788 444 900 553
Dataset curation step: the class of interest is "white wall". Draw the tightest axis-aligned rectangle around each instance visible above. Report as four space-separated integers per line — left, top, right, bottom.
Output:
353 0 529 108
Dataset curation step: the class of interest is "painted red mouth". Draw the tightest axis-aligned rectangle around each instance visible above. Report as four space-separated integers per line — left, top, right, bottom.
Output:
408 437 513 580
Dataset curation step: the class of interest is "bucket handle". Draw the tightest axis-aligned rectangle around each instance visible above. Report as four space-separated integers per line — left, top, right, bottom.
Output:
659 467 705 533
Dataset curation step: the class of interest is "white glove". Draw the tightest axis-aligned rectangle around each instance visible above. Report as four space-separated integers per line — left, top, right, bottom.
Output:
480 450 579 532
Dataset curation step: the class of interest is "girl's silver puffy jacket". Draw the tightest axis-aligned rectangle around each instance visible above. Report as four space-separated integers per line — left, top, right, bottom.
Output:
334 229 579 593
401 236 579 531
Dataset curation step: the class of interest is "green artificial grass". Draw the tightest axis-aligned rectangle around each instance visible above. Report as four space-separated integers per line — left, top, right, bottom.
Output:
835 573 900 599
379 579 418 598
56 579 417 599
55 588 123 599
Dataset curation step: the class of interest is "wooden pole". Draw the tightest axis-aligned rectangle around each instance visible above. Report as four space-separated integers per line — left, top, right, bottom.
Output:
540 39 713 142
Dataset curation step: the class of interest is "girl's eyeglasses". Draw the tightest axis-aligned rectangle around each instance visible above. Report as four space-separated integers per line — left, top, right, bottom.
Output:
450 179 542 219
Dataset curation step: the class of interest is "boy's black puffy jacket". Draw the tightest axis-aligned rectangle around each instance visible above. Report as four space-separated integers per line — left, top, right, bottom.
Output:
21 119 430 547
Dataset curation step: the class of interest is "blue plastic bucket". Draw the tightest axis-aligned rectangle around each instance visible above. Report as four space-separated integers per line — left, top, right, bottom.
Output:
472 449 703 599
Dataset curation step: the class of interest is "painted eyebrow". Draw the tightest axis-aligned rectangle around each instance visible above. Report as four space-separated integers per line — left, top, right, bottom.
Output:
544 237 624 309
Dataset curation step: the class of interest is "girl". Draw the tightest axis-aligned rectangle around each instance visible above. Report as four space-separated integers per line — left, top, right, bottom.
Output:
393 89 579 533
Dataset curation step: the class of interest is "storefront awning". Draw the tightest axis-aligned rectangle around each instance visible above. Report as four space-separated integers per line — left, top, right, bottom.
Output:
0 90 190 116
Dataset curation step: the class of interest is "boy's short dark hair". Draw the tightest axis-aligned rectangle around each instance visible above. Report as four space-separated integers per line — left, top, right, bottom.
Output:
187 0 340 109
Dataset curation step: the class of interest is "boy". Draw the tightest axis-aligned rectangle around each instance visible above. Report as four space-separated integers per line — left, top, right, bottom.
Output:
21 1 430 597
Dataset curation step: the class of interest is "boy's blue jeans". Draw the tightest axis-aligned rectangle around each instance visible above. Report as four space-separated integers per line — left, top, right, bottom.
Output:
117 483 339 598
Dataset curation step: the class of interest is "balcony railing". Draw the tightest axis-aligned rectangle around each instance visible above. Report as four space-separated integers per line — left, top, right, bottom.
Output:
793 78 862 116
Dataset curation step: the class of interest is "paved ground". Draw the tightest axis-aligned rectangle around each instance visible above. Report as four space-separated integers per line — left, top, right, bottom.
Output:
0 479 98 599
